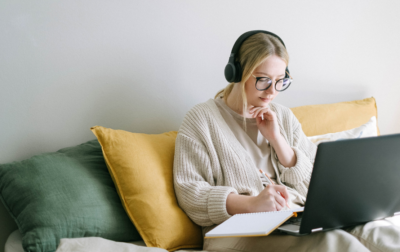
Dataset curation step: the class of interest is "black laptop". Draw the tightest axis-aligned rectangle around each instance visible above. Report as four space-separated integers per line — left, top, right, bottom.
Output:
278 133 400 235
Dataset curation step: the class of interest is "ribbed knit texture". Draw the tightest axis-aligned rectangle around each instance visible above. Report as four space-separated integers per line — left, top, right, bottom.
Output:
173 99 317 227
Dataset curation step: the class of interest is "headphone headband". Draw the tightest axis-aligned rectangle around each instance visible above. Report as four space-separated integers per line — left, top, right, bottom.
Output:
230 30 286 54
224 30 290 83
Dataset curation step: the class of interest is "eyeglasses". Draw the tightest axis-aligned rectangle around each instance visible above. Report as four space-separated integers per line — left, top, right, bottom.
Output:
252 71 293 92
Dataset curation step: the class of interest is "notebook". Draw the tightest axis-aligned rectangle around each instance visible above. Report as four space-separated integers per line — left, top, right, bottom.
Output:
205 207 304 238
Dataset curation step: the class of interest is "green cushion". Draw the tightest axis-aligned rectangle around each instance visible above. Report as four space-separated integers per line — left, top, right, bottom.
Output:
0 139 141 252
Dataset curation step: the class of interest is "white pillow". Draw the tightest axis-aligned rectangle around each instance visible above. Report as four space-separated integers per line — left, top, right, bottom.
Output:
307 116 378 146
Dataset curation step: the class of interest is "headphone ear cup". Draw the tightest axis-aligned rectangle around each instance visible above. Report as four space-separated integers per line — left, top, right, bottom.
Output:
224 62 236 83
233 61 242 82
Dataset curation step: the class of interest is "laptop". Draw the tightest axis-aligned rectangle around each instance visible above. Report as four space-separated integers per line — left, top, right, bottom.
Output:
277 133 400 235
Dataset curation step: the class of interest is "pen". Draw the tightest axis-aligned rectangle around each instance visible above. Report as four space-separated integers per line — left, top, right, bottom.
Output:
259 169 291 210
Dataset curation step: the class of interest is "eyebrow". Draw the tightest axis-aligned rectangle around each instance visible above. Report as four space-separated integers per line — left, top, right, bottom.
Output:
254 72 285 78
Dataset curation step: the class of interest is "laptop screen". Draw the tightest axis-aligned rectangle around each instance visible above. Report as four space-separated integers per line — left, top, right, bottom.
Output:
299 133 400 234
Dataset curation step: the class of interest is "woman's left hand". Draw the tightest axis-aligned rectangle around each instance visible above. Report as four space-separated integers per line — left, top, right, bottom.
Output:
249 106 281 142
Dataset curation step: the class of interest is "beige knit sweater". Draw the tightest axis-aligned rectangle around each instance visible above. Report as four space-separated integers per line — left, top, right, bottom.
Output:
173 98 317 228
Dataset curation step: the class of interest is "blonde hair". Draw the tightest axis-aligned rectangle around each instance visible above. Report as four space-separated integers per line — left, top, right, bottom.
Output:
215 33 289 129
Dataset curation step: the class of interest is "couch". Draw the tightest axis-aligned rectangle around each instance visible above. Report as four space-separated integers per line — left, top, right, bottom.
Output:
0 97 379 252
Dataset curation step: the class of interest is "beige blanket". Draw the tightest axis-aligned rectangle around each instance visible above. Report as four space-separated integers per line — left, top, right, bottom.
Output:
55 237 167 252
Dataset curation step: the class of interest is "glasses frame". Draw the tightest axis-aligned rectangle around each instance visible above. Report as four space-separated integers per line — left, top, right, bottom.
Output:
252 71 293 92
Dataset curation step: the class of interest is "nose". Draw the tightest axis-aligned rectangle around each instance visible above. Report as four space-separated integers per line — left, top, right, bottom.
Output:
265 83 277 96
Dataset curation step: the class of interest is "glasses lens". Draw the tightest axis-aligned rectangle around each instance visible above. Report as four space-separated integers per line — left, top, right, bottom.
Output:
256 77 272 90
276 78 292 91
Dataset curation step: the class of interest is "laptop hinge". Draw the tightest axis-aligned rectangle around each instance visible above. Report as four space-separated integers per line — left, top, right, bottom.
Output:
311 227 323 233
394 212 400 216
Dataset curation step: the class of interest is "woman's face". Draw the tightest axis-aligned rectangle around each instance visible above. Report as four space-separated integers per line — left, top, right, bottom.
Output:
244 55 287 108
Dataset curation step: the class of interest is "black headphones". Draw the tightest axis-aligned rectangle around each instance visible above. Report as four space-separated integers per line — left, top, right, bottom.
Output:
224 30 290 83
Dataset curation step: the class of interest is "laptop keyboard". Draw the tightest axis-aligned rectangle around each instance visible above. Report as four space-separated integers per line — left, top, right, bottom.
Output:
284 217 302 226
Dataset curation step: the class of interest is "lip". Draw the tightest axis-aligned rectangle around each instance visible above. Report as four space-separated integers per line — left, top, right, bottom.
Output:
259 97 271 102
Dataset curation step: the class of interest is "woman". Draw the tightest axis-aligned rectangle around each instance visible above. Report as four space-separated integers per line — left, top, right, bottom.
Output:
173 31 400 252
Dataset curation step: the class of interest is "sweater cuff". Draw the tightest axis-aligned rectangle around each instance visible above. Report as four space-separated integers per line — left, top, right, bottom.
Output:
277 147 312 186
207 186 238 225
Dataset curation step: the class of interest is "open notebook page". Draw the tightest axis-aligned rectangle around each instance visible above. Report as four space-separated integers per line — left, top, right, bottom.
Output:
205 210 298 238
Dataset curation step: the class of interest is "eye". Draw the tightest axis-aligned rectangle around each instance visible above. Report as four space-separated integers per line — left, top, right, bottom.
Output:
258 77 272 83
282 78 291 86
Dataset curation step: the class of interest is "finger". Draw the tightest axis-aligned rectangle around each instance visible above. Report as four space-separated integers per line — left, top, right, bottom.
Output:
249 106 259 113
259 111 268 120
254 108 266 118
274 193 286 210
275 201 283 211
253 108 263 118
271 202 278 211
256 115 262 125
275 186 290 202
265 108 276 119
263 108 272 118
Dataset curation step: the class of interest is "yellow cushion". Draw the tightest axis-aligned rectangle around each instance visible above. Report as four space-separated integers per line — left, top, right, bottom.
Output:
90 126 202 251
290 97 380 136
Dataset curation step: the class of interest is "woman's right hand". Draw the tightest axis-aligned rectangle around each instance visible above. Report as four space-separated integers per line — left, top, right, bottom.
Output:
249 184 289 212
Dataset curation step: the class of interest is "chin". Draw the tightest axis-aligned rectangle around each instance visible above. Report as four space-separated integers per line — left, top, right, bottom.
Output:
249 101 268 108
258 97 272 106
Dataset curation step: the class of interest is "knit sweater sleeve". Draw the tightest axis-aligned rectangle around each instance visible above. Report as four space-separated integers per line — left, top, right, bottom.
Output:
173 133 238 227
276 110 318 193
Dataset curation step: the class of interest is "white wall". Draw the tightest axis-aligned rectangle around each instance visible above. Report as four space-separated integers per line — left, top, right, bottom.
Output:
1 0 400 164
